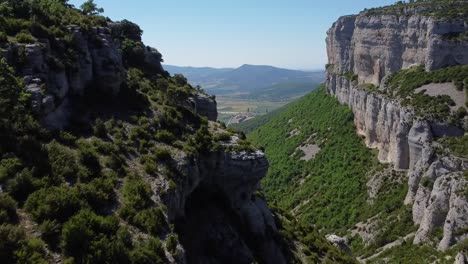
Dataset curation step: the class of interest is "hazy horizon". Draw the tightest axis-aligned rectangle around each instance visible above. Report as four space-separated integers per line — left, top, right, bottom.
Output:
163 63 326 72
68 0 396 69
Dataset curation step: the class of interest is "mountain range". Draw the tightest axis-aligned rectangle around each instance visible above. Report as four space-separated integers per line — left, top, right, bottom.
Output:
164 64 325 100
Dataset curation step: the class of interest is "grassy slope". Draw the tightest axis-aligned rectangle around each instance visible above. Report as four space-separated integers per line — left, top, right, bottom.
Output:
248 85 408 234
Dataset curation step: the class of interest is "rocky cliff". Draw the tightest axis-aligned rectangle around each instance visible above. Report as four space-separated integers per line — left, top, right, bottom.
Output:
165 145 286 263
325 0 468 255
0 3 290 263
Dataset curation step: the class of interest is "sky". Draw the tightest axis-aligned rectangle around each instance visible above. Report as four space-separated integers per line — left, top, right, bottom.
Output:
68 0 396 70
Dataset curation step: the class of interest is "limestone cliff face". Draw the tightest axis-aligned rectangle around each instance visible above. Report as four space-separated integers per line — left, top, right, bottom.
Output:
2 24 160 128
153 139 286 263
1 23 219 128
326 7 468 251
407 144 468 250
327 76 414 169
327 11 468 87
326 10 467 170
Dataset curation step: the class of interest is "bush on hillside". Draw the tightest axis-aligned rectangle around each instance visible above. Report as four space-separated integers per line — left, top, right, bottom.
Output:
61 209 130 263
15 30 34 43
25 186 82 223
0 194 17 224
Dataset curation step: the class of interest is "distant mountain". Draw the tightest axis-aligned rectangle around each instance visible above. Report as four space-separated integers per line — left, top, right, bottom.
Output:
241 81 320 102
162 65 233 82
163 64 325 98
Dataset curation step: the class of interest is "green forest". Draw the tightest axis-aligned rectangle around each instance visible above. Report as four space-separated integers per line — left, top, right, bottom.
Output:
245 86 438 257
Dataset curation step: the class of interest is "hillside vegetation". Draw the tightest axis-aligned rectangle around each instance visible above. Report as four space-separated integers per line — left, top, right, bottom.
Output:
249 86 408 233
247 84 466 262
364 0 468 19
386 65 468 121
0 1 355 263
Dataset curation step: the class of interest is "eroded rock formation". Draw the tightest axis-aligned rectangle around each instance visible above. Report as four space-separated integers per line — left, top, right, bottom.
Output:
326 6 468 251
0 18 286 263
163 148 286 263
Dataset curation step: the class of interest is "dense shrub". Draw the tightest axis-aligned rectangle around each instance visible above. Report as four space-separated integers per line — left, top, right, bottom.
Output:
0 58 29 124
0 224 25 263
15 30 34 43
121 38 145 67
439 135 468 158
155 130 176 144
93 119 107 138
131 207 166 235
29 22 51 39
61 209 129 263
78 174 117 211
456 107 467 119
120 175 167 234
120 175 153 212
113 19 142 41
153 147 172 161
165 234 178 255
58 131 77 146
0 194 17 224
39 219 61 245
213 132 231 142
78 146 101 179
25 186 82 223
188 125 212 154
5 168 41 202
47 141 79 183
0 32 7 43
0 157 23 182
365 0 468 19
130 237 166 264
90 137 118 155
0 224 47 263
80 0 104 15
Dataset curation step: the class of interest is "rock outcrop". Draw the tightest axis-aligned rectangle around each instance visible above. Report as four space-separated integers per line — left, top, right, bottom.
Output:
160 139 286 263
326 234 352 256
409 152 468 250
2 24 164 129
185 93 218 121
326 10 468 87
1 14 283 262
455 251 468 264
326 5 468 251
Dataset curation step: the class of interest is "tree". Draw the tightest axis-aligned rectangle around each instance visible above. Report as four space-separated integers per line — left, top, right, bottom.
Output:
0 58 26 123
80 0 103 15
61 209 127 263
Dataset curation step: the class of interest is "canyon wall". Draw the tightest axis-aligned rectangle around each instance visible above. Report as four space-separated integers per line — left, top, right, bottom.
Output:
326 7 468 250
161 146 286 263
0 19 283 263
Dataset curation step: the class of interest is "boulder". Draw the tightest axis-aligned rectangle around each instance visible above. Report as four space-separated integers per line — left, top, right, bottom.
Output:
89 27 125 95
326 234 352 255
186 93 218 121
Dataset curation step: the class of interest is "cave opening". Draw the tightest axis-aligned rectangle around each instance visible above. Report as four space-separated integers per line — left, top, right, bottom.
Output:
174 185 258 264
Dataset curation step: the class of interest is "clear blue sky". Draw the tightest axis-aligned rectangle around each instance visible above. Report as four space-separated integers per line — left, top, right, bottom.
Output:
69 0 396 70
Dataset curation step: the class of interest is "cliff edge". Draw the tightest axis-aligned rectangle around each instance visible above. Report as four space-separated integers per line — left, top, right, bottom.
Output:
326 0 468 255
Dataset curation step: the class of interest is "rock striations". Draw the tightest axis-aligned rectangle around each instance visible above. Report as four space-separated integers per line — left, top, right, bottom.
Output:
326 2 468 253
0 16 285 264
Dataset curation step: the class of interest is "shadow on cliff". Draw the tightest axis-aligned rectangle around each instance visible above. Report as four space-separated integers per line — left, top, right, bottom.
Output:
175 186 266 264
66 82 152 134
